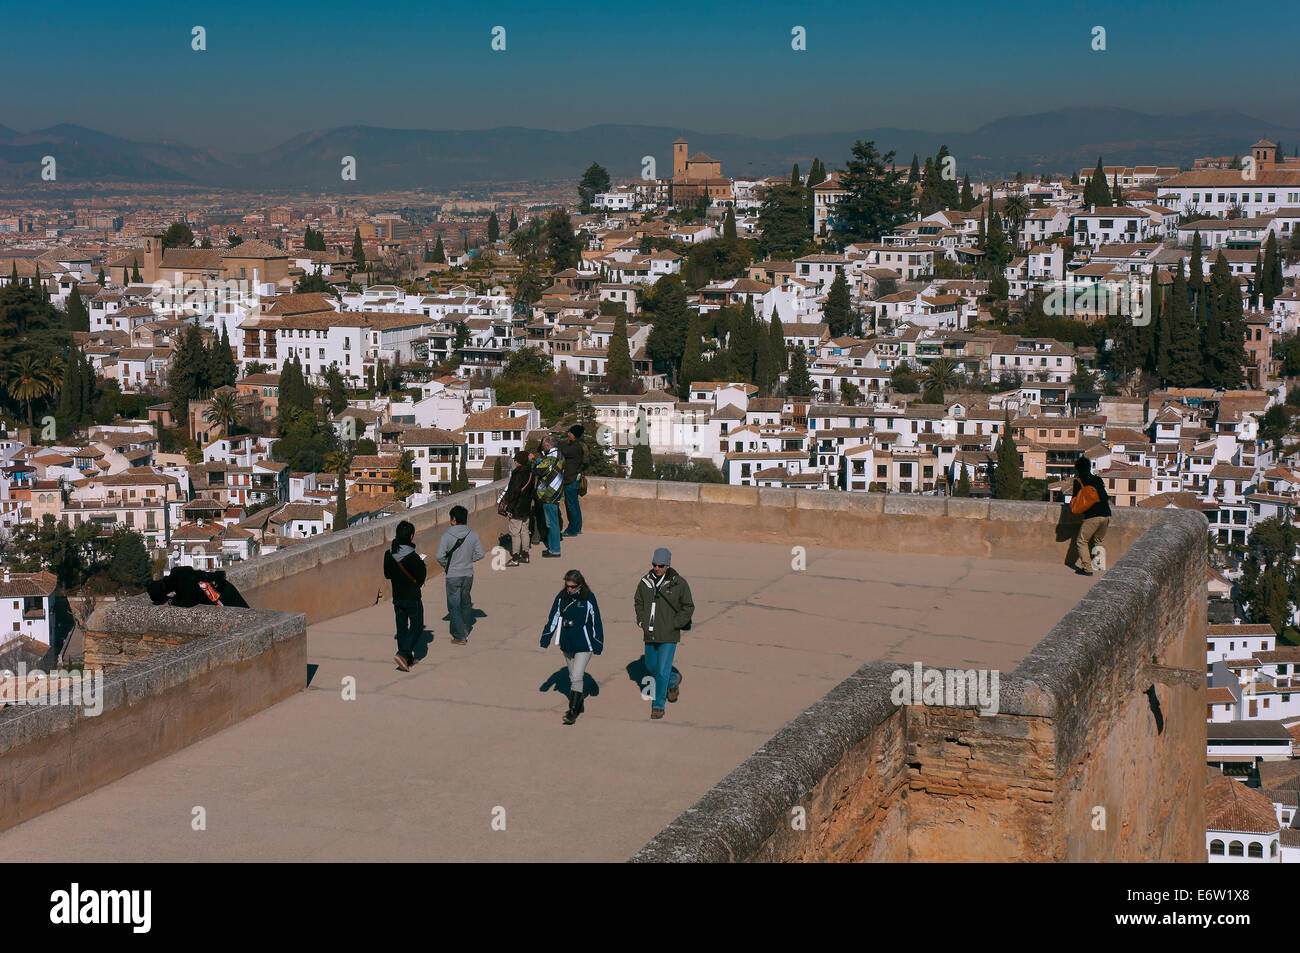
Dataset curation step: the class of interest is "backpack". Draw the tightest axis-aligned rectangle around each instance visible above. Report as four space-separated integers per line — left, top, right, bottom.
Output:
1070 482 1100 516
534 454 563 504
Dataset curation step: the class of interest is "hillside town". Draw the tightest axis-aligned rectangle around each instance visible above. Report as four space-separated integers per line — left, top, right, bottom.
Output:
3 136 1300 861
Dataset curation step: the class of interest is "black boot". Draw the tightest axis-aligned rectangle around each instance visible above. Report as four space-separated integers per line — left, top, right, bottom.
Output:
563 690 580 725
575 690 585 714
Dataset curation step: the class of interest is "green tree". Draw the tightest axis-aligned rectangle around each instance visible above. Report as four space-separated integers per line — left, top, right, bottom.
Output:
908 154 921 184
644 276 691 381
678 311 706 399
993 413 1022 499
8 354 54 424
922 357 959 404
823 270 852 337
959 173 975 211
432 236 446 264
487 211 500 243
130 260 142 283
1261 232 1281 309
393 450 419 501
351 228 365 266
786 346 812 397
65 283 88 332
161 222 195 249
757 183 812 258
722 206 737 240
605 310 634 393
954 466 972 497
107 530 152 589
631 410 654 479
1164 262 1200 387
545 209 582 270
324 363 348 416
577 162 612 213
204 389 242 437
830 140 910 247
508 211 519 233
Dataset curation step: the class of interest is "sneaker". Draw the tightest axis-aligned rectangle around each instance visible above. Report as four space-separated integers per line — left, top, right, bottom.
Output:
506 558 520 567
394 653 410 671
650 708 665 720
667 673 682 703
542 550 561 558
451 638 468 646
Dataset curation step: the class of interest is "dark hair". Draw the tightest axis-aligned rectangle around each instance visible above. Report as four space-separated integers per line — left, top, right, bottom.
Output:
449 505 468 525
567 425 584 440
560 569 591 601
1075 456 1091 477
395 520 415 543
514 449 530 466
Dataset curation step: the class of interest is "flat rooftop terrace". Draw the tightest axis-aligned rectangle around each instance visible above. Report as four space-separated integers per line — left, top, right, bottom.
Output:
0 529 1095 862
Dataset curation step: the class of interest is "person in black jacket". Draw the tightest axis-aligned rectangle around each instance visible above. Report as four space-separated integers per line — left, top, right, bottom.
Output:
383 519 427 670
503 449 535 567
1069 456 1112 576
147 567 249 608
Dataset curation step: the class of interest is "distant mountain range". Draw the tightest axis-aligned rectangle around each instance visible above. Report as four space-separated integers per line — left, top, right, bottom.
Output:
2 108 1299 192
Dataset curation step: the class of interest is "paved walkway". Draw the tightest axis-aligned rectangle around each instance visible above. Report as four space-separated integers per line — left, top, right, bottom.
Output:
0 531 1095 861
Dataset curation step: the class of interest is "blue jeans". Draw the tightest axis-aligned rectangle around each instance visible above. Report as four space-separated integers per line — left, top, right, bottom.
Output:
446 575 474 641
542 502 561 553
393 599 424 658
563 479 583 535
643 642 681 709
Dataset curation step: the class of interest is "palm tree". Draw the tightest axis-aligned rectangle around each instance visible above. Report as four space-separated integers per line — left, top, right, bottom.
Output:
1002 194 1030 248
324 449 352 479
204 389 242 437
922 357 960 403
9 355 53 425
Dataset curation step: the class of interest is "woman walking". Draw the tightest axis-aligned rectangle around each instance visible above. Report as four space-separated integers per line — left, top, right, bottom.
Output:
540 569 604 725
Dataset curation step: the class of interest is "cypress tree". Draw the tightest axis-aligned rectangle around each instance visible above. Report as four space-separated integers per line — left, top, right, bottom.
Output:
678 311 705 400
959 173 975 211
65 283 88 332
1262 232 1280 308
123 266 129 284
130 260 141 283
823 271 852 337
10 261 18 285
993 413 1022 499
631 410 654 479
1165 262 1199 387
1251 252 1262 310
487 211 500 243
334 475 348 530
508 211 518 233
375 359 387 395
97 267 105 285
1111 172 1123 205
1201 272 1223 388
351 228 365 266
433 237 445 264
1188 231 1204 295
954 466 972 497
790 163 800 187
606 311 634 392
1212 252 1247 389
82 351 94 412
723 206 737 240
769 313 786 373
908 154 921 184
108 532 153 588
786 346 812 397
754 311 779 395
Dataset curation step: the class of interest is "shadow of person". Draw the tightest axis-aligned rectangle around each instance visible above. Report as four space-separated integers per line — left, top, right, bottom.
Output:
538 668 600 697
412 629 433 662
624 657 680 698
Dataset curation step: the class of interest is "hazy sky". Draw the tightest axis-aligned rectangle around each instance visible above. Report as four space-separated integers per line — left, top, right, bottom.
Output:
3 0 1295 150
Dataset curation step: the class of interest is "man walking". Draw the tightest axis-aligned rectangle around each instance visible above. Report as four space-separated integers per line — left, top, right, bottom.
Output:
634 547 694 720
437 505 485 644
1069 456 1111 576
383 520 427 671
559 424 586 537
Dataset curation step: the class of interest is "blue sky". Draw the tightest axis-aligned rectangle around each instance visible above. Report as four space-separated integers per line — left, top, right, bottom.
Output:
2 0 1294 150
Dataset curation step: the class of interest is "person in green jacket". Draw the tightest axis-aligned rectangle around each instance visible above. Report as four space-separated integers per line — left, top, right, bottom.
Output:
634 547 694 720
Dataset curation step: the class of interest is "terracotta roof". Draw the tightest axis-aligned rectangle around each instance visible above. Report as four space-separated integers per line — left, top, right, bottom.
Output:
1205 769 1280 835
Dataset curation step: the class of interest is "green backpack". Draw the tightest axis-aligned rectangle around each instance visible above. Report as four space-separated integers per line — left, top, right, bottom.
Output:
534 454 564 504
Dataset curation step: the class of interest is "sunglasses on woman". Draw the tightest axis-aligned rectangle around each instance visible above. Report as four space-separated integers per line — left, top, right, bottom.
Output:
564 582 580 590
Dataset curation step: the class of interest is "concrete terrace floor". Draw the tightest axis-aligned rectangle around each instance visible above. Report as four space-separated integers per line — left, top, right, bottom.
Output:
0 530 1097 862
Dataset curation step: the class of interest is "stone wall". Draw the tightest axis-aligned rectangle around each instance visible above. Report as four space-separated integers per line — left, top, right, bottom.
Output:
0 602 305 833
579 478 1163 563
617 481 1209 862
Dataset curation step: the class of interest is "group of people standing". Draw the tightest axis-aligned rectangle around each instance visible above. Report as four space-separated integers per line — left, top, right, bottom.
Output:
499 425 586 564
383 426 695 725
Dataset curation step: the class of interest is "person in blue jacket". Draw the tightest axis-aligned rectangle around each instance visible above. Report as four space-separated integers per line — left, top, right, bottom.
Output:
540 569 604 725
